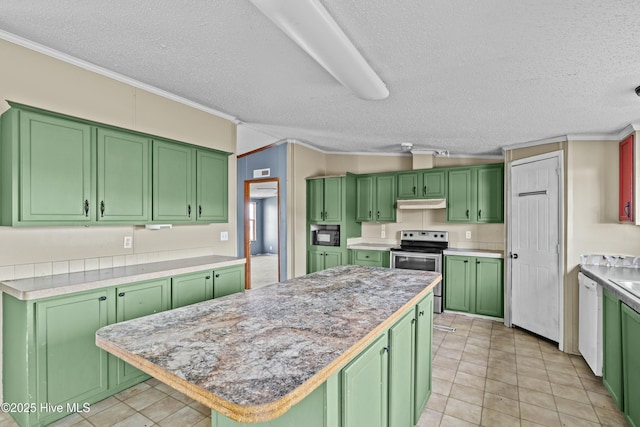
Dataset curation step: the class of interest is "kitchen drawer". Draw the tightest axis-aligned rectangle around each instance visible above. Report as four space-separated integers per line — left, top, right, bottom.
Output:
354 250 384 263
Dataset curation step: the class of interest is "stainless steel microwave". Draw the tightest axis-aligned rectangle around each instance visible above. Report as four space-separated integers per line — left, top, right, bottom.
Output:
313 230 340 246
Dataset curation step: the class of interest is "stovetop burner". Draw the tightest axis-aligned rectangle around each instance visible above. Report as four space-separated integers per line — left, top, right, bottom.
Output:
392 230 449 253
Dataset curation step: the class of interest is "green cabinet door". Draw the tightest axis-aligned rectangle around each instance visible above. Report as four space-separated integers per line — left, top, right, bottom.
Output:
307 179 325 223
214 265 246 298
20 110 94 223
447 169 472 222
35 290 109 422
97 128 150 222
153 140 195 222
356 175 374 221
341 333 389 427
444 256 472 312
475 258 504 317
323 249 343 270
477 166 504 223
323 177 343 222
112 279 170 386
307 249 325 274
622 303 640 427
388 309 415 427
422 170 446 198
397 172 419 199
350 249 390 268
171 271 214 308
603 289 623 410
375 174 396 222
414 293 433 424
197 150 228 222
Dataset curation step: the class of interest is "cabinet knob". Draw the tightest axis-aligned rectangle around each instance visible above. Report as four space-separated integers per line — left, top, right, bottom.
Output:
99 296 107 301
476 260 480 264
365 255 370 258
206 276 211 280
464 260 468 263
118 292 125 297
383 346 390 353
419 310 425 316
215 274 220 278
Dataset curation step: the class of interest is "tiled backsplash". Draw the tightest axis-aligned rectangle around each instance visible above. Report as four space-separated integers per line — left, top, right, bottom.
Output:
0 247 218 281
580 253 640 268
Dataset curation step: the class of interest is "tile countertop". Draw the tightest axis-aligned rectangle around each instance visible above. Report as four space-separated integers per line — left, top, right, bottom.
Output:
0 255 246 301
580 265 640 313
95 265 441 423
443 248 504 259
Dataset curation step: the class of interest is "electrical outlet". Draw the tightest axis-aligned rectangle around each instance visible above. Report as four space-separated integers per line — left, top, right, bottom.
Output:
220 231 229 241
381 224 386 239
465 231 471 239
123 236 133 249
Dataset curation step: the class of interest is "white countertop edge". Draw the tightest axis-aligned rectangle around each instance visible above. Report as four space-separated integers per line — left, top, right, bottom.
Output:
347 244 397 251
0 256 246 301
443 248 504 259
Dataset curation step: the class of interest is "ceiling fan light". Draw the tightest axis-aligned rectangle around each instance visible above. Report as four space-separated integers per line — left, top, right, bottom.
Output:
249 0 389 100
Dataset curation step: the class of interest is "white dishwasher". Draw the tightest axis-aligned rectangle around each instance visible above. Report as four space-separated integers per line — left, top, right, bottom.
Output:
578 272 602 376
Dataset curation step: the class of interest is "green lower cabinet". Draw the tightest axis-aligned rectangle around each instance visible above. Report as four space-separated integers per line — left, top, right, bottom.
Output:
388 310 415 427
171 271 214 308
414 293 434 424
342 333 389 427
349 249 390 268
111 279 170 387
307 248 344 273
603 289 623 410
214 265 246 298
622 303 640 427
444 255 503 318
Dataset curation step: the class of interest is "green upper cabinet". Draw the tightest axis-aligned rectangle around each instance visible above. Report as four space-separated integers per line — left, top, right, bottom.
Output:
197 150 228 222
7 109 95 224
97 128 150 223
307 177 343 223
447 164 503 223
153 140 229 223
356 173 396 222
397 170 446 200
0 103 231 226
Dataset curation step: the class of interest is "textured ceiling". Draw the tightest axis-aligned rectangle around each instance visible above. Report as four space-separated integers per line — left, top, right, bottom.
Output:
2 1 640 155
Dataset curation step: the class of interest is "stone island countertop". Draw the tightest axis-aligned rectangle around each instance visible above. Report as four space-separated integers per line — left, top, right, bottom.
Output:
0 255 245 300
95 265 441 423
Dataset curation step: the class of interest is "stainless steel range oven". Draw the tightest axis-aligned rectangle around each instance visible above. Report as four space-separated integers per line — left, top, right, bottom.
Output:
391 230 448 313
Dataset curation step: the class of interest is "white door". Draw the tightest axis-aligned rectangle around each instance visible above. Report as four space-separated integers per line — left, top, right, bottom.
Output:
510 154 561 343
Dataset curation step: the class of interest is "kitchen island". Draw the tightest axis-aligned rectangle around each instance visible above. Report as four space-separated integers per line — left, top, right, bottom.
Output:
96 265 440 426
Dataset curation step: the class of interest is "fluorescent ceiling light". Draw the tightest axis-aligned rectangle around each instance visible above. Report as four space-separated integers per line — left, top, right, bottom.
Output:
249 0 389 100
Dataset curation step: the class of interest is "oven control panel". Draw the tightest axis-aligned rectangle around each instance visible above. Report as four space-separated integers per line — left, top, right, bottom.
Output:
401 230 448 242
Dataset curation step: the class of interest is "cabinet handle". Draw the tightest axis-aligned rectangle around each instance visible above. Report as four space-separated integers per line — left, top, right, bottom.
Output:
383 346 390 353
478 209 482 219
118 292 125 297
464 260 468 263
423 185 427 194
188 204 192 218
419 310 425 316
199 205 202 217
413 186 416 195
100 201 105 217
369 210 372 218
476 260 480 264
465 209 469 218
377 211 380 219
215 274 220 278
320 211 324 220
84 200 89 217
206 275 211 280
365 255 370 258
625 201 631 219
99 296 107 301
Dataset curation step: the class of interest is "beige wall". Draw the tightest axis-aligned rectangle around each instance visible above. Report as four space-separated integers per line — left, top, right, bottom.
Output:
0 39 238 278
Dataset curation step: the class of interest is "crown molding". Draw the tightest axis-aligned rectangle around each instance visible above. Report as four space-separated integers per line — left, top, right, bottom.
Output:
0 30 240 124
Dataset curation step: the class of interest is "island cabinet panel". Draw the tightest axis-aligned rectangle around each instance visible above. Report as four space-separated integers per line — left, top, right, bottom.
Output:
18 110 94 224
388 309 415 427
341 333 389 427
603 289 623 409
213 265 246 298
413 293 434 424
171 271 214 309
35 290 109 426
97 128 150 223
111 279 170 387
622 303 640 427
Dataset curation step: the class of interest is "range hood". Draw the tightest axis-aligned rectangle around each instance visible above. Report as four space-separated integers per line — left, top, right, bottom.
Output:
396 199 447 210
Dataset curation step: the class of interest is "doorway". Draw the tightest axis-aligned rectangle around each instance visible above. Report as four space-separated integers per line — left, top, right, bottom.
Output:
507 150 564 348
244 178 280 290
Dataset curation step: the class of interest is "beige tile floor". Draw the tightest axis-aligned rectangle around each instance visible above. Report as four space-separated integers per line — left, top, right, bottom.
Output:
0 312 629 427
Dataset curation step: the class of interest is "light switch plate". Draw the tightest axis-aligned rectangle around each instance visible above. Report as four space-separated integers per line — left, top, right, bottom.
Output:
220 231 229 241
